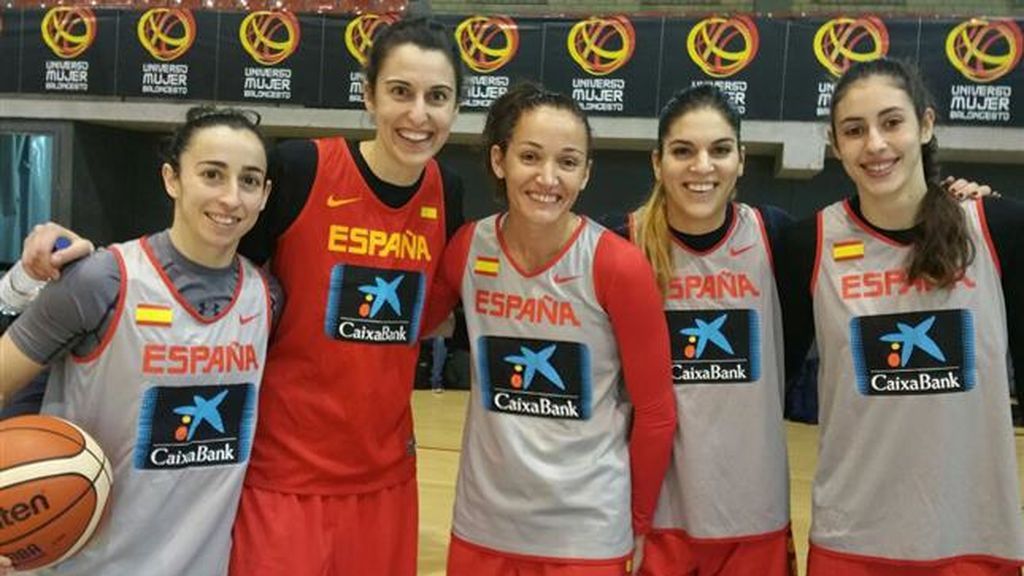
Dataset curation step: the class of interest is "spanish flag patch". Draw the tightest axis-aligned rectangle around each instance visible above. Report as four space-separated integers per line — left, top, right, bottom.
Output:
420 206 438 220
135 304 173 326
474 256 500 277
832 240 865 261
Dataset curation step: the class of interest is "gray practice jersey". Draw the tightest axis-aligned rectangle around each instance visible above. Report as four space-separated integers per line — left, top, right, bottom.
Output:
646 203 790 539
453 215 633 560
31 237 270 576
811 199 1024 562
9 230 281 364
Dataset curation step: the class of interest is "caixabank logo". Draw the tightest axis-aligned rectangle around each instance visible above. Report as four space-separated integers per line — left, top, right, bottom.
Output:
41 7 96 59
324 263 425 345
137 8 196 62
850 309 975 396
813 16 889 77
134 384 257 469
239 10 299 66
477 336 592 420
667 309 759 384
567 15 635 76
345 13 398 66
945 18 1022 83
687 16 759 79
455 15 518 74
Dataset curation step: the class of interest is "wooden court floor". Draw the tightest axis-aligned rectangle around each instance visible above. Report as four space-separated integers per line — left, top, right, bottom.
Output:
412 390 1024 576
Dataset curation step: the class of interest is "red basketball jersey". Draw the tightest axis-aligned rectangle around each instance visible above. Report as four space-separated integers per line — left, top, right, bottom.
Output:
245 138 446 494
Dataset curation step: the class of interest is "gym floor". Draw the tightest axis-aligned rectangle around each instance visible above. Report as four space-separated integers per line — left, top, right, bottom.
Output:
412 390 1024 576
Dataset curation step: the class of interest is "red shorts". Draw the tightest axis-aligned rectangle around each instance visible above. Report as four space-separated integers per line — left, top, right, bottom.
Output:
447 532 632 576
637 526 795 576
229 477 418 576
808 544 1024 576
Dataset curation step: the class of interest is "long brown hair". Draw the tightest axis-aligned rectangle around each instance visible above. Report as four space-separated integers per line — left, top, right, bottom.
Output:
830 58 974 288
635 84 742 294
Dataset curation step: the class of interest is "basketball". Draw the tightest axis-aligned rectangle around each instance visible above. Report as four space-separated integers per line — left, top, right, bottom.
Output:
0 415 113 570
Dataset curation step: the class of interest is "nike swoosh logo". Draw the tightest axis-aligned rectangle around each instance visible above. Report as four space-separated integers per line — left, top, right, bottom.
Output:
326 195 360 208
240 313 261 325
729 244 755 257
553 274 581 285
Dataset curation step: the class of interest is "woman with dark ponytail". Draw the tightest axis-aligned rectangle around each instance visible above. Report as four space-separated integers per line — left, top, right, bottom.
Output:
780 57 1024 575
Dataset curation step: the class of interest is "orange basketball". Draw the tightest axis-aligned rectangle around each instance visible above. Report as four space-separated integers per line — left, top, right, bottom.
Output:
0 415 112 570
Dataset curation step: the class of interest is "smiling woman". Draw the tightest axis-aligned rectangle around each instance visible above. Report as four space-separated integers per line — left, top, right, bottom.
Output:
621 85 795 576
423 82 677 576
226 17 467 576
779 58 1024 576
4 18 468 576
0 106 275 576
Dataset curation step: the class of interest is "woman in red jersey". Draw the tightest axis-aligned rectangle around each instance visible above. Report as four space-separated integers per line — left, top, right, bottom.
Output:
226 17 466 576
425 82 677 576
13 17 466 576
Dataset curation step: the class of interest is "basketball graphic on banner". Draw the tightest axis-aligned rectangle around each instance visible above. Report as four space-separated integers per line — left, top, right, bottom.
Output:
41 7 96 60
567 15 635 76
455 16 519 74
687 16 760 78
813 16 889 77
945 18 1023 83
137 8 196 62
345 13 397 66
239 10 300 66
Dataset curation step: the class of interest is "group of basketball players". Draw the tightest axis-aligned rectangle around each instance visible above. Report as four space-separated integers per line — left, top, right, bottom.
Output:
2 14 1023 576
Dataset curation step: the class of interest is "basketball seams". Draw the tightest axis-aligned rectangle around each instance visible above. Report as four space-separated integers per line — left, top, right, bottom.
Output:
30 419 114 568
0 416 112 570
49 458 112 568
65 420 113 485
0 474 93 547
0 427 85 470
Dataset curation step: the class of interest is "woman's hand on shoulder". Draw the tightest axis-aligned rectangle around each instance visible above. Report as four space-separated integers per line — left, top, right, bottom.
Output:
944 176 999 200
21 222 94 281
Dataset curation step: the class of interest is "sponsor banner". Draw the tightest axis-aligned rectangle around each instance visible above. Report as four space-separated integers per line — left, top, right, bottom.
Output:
477 335 592 420
542 15 661 117
0 9 20 94
134 383 257 470
21 7 118 95
781 16 919 121
118 8 217 100
323 263 426 345
320 12 398 109
440 14 544 111
920 18 1023 127
659 16 786 120
849 309 974 396
666 309 760 385
216 10 321 105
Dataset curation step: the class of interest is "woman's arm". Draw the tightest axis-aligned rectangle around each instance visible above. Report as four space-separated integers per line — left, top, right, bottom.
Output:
980 197 1024 401
777 216 819 415
2 251 122 407
0 334 46 409
594 232 677 537
420 222 475 339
